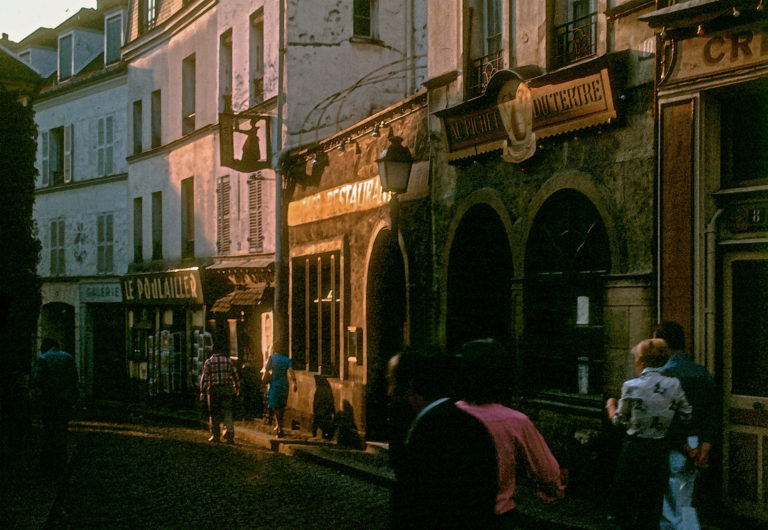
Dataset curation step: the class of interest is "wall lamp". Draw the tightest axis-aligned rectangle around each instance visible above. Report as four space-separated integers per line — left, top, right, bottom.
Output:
376 134 414 195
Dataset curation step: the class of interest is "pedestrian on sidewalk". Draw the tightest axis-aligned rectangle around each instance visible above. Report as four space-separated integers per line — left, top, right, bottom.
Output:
263 345 297 438
654 321 717 530
31 338 80 476
605 338 692 529
388 347 498 530
454 338 567 527
200 342 240 443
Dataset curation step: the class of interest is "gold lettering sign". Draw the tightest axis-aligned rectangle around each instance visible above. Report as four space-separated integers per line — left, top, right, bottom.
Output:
669 25 768 83
287 176 392 226
530 69 616 139
121 269 203 305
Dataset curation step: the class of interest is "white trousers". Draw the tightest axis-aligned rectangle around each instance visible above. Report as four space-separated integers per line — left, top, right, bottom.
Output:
660 448 700 530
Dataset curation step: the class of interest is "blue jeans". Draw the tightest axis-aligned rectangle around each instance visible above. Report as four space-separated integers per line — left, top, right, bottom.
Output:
661 448 699 530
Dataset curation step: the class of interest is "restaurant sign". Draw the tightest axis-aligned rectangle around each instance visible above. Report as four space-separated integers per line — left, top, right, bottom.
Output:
287 176 392 226
668 25 768 84
438 68 617 161
121 268 204 305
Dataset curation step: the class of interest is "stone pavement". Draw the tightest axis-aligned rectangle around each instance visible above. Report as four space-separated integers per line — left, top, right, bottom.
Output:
5 400 740 529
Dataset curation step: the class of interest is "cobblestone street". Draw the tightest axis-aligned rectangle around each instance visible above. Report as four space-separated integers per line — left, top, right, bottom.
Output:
47 413 391 529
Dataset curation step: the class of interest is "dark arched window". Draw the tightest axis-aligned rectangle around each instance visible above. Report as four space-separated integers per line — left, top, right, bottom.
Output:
524 189 610 396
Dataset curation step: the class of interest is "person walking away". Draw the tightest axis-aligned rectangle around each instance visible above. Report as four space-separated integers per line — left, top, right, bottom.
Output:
388 347 498 530
454 338 566 527
654 321 717 530
199 343 239 443
263 346 297 437
31 338 79 475
605 338 692 529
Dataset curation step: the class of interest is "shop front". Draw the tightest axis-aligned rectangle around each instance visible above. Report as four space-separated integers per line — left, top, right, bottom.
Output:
641 2 768 521
430 53 656 497
283 93 429 441
121 268 211 401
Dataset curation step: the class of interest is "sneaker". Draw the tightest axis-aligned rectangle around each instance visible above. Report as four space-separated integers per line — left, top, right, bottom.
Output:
208 436 220 443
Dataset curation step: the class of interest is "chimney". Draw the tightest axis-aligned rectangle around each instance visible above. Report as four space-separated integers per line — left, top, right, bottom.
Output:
2 33 8 41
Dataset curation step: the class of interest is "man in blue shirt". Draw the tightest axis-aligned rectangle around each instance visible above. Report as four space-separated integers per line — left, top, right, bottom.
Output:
31 338 80 475
655 321 717 530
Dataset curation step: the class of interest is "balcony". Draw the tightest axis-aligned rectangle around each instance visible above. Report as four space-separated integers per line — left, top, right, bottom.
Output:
468 50 504 98
553 12 597 69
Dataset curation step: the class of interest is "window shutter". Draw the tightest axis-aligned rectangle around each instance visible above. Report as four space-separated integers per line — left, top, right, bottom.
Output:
106 213 113 273
217 177 231 253
97 118 105 176
248 177 263 252
105 116 113 175
97 214 105 272
63 124 73 183
42 131 50 186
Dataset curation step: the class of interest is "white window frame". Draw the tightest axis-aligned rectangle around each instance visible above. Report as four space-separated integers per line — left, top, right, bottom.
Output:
58 33 73 80
353 0 378 39
97 115 114 177
97 212 114 274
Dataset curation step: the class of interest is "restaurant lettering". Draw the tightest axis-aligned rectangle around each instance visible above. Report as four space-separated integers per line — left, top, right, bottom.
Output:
532 78 604 121
444 108 506 150
668 25 768 83
121 269 203 305
287 176 392 226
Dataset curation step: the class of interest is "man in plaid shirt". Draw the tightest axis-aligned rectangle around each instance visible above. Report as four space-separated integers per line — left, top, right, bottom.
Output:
200 343 240 443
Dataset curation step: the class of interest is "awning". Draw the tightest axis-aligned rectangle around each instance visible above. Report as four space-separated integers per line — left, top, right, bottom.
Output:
206 256 274 270
638 0 745 28
209 283 270 314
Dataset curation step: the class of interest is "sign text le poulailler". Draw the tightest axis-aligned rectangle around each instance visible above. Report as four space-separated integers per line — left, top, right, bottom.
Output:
121 269 203 305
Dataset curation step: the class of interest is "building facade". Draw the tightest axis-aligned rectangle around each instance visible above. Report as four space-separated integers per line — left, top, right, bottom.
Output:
640 0 768 522
24 0 131 398
424 0 658 498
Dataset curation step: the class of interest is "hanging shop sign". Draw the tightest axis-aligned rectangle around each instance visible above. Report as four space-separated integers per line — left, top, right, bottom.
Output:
287 176 392 226
121 268 204 305
666 24 768 84
437 66 617 161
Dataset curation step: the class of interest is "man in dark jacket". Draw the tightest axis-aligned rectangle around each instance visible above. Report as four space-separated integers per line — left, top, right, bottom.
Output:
655 321 717 530
31 338 79 475
388 347 498 530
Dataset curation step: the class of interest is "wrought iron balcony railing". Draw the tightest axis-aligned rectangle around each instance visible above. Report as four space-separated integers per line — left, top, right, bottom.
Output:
553 12 597 69
468 49 504 98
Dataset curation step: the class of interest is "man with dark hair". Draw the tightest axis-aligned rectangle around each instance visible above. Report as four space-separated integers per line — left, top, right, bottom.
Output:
388 347 498 529
654 321 717 530
31 338 80 475
200 340 240 444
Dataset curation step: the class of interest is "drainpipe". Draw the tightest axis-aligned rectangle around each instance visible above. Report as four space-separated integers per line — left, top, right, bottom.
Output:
406 0 416 96
704 208 723 373
274 0 287 349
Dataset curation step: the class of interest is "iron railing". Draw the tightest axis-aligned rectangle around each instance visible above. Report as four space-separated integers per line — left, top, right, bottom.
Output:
468 49 504 98
553 12 597 69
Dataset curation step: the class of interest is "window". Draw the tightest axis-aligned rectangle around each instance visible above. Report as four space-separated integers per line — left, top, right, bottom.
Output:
152 191 162 260
58 34 73 80
353 0 377 39
41 125 72 186
552 0 597 69
151 90 162 148
97 116 114 176
105 14 122 64
721 91 768 187
468 0 504 97
248 176 263 252
217 176 231 254
133 100 143 154
134 197 143 262
250 11 264 105
220 30 233 112
50 218 65 276
141 0 157 33
181 177 194 259
182 54 196 135
97 212 114 274
291 250 341 375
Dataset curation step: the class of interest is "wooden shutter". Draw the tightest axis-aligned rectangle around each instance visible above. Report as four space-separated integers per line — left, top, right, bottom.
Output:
217 177 231 253
248 176 263 252
42 131 50 186
63 124 73 183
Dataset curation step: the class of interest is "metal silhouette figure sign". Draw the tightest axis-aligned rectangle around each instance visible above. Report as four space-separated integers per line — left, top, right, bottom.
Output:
219 113 271 172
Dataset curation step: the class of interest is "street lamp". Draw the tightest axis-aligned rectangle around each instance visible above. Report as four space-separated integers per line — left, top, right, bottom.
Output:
376 134 414 194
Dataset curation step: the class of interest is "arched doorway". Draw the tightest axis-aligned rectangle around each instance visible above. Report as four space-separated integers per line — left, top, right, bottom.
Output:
39 302 76 355
446 203 514 352
365 228 406 441
524 189 611 395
